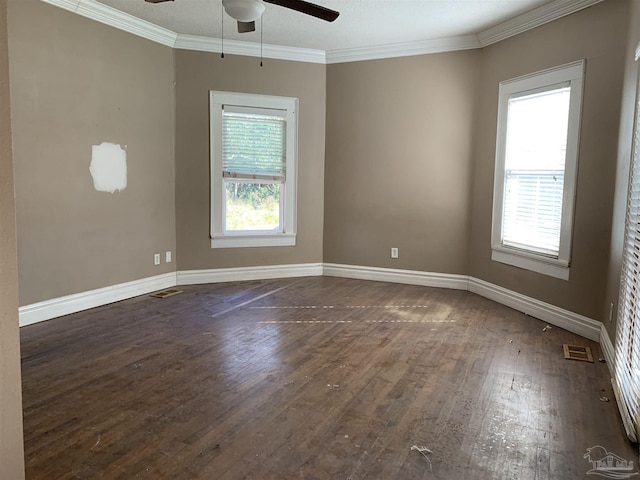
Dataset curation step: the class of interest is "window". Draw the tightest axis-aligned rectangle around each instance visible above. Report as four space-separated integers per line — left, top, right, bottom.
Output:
491 60 585 280
209 91 297 248
614 48 640 442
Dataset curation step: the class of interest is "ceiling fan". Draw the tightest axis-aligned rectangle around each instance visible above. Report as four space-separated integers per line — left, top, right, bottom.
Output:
145 0 340 33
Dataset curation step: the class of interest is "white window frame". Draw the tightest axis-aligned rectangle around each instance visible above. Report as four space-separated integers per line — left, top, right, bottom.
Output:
209 91 298 249
491 60 585 280
613 42 640 443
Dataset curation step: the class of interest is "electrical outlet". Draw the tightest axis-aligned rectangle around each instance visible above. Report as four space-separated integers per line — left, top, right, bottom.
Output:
391 247 399 259
165 251 172 263
154 253 160 266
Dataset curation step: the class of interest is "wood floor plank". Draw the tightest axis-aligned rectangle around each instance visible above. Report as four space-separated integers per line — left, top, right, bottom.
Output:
20 277 637 479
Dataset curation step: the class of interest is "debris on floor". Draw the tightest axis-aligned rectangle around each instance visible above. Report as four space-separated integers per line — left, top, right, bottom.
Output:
599 358 607 363
410 445 433 471
600 396 610 402
563 344 594 363
542 325 552 332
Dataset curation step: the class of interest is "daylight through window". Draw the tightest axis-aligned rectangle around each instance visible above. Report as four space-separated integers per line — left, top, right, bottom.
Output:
210 92 298 248
502 86 570 256
491 61 584 280
222 108 286 232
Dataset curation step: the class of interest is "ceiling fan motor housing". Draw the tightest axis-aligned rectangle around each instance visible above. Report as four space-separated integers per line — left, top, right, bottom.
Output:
222 0 266 22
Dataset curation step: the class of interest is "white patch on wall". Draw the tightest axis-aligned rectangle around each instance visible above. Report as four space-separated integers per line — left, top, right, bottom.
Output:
90 142 127 193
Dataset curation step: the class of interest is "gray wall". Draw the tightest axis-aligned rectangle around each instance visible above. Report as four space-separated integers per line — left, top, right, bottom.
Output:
175 52 326 270
4 1 636 475
6 0 634 327
324 51 480 273
468 0 629 321
8 0 176 306
0 0 25 476
604 0 640 340
323 0 631 323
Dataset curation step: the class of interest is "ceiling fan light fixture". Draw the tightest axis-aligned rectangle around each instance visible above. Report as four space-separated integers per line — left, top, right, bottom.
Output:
222 0 265 23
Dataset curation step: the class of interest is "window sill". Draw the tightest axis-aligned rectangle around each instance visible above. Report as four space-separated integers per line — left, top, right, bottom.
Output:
491 247 569 280
211 233 296 249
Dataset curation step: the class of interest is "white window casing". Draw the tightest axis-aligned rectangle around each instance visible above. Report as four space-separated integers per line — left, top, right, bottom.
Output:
209 91 298 249
491 60 585 280
614 44 640 443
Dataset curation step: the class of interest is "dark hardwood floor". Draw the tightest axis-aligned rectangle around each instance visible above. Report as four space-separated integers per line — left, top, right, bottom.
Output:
20 277 637 479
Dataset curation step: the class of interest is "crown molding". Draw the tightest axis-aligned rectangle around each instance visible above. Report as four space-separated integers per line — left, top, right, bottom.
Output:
174 34 326 64
40 0 605 65
477 0 604 47
41 0 178 47
325 35 480 65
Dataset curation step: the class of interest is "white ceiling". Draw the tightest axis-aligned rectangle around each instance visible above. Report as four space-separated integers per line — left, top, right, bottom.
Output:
93 0 570 52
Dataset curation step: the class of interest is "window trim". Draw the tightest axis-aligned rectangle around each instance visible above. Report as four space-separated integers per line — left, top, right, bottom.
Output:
209 91 298 249
614 41 640 443
491 60 585 280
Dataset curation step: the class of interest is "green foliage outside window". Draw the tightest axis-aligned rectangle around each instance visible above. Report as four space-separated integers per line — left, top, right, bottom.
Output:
225 182 280 231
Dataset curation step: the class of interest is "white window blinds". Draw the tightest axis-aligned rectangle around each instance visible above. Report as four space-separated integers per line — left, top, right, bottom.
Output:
222 106 287 182
501 86 571 257
615 65 640 442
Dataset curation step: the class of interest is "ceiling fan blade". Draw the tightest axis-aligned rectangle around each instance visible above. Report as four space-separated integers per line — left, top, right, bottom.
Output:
263 0 339 22
144 0 174 3
237 20 256 33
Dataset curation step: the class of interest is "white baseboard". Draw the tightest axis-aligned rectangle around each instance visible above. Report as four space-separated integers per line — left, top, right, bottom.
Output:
19 272 177 327
19 263 604 346
598 325 636 441
611 375 638 442
322 263 469 290
322 264 601 341
600 324 615 375
176 263 323 285
601 321 637 442
19 264 322 326
468 277 601 342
